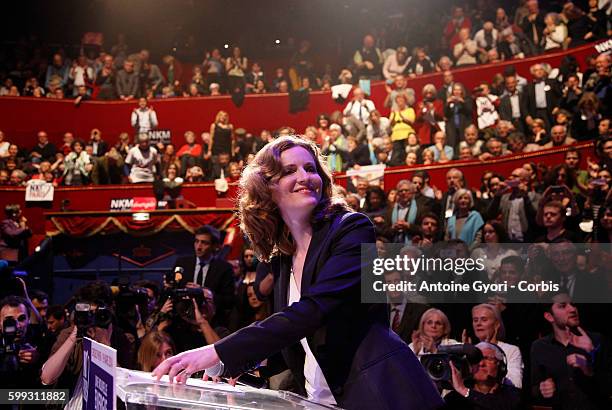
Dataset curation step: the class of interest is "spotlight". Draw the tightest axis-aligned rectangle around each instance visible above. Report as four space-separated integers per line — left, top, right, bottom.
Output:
223 44 229 49
275 39 281 45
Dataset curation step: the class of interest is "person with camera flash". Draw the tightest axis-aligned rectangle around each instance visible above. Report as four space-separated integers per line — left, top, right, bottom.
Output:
445 342 522 409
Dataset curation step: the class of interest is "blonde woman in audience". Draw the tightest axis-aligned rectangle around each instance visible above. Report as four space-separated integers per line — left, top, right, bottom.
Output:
137 331 175 372
409 308 459 358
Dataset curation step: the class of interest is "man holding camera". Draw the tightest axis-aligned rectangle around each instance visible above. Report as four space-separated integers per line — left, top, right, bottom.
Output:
445 342 522 409
172 225 234 327
0 204 31 263
0 295 46 388
40 282 136 396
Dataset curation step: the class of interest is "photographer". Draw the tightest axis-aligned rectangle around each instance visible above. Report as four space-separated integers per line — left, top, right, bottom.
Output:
149 287 228 353
0 204 32 263
444 342 522 410
40 282 136 396
0 295 47 388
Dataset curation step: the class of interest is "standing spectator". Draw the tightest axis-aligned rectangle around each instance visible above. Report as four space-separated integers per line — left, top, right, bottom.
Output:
525 63 562 132
500 74 529 133
116 59 139 101
225 47 248 93
245 62 265 94
530 294 612 409
444 83 472 150
289 40 314 90
572 92 603 141
520 0 545 52
141 61 165 98
352 34 383 80
89 128 108 157
94 54 116 100
62 140 91 186
445 189 484 245
415 84 444 145
389 93 416 154
131 97 158 134
162 55 183 93
444 6 473 51
382 46 410 81
68 55 93 97
203 49 225 91
209 111 234 157
453 28 478 66
45 53 69 92
475 82 500 134
0 131 10 159
474 22 499 58
0 204 31 262
125 133 160 183
343 87 376 126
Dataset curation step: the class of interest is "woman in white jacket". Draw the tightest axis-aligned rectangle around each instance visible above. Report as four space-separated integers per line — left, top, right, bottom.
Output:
409 308 459 357
542 12 568 51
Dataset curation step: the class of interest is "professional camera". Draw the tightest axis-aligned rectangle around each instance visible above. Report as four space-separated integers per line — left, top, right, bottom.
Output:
0 317 21 373
74 302 113 336
420 344 483 390
162 267 205 321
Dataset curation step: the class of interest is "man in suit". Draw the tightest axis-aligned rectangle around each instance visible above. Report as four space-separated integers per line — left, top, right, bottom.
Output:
381 180 438 243
173 225 235 326
438 168 466 224
525 63 561 132
499 74 528 134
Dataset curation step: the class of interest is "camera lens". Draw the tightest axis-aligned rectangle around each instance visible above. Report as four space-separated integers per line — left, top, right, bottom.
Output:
427 358 448 380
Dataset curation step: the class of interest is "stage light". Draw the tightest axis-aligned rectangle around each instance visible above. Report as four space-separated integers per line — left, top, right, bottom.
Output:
35 246 41 252
132 212 150 221
223 43 229 49
275 39 280 45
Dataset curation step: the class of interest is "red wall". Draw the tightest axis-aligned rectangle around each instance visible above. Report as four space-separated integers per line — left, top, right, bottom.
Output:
0 43 600 148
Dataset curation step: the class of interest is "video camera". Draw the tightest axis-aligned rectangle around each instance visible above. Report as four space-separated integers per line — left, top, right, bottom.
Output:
420 344 483 390
74 302 113 336
163 267 205 321
0 317 21 373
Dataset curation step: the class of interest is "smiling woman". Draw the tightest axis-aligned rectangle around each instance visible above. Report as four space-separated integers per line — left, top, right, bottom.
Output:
152 135 442 409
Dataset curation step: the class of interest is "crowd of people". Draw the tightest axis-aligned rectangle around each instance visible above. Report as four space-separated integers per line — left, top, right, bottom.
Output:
0 1 610 100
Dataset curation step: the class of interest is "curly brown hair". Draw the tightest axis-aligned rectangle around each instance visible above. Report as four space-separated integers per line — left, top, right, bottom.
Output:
237 135 349 261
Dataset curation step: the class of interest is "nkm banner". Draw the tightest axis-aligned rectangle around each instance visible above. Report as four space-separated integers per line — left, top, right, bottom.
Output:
25 180 54 202
82 337 116 410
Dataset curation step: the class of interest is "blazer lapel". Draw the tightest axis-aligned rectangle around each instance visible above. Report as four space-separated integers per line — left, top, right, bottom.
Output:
275 254 292 311
300 219 331 294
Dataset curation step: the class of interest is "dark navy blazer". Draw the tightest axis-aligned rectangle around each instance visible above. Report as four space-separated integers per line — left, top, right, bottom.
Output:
215 211 443 409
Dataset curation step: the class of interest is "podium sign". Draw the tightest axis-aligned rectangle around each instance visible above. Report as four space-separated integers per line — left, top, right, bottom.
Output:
83 337 116 410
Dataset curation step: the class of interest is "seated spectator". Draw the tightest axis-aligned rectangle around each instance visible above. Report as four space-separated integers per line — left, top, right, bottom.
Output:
411 212 442 247
406 47 435 77
471 221 519 280
498 30 531 60
453 28 478 66
543 12 568 51
479 137 511 161
405 133 421 156
0 131 9 159
474 21 499 60
346 136 371 168
429 131 454 163
228 283 270 332
542 125 576 149
9 170 27 186
30 131 57 163
45 53 69 92
62 140 91 186
362 186 387 229
409 308 459 357
535 200 581 243
125 133 160 183
530 294 612 408
186 166 205 182
366 110 390 142
137 331 175 372
177 131 202 175
208 152 231 180
382 46 410 81
444 6 472 51
467 304 524 388
445 341 522 409
459 124 484 157
352 34 383 80
507 132 541 153
572 92 603 141
445 188 484 245
116 59 139 101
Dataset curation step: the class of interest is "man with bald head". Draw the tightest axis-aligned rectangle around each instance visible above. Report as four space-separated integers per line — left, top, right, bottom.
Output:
542 125 576 149
343 87 376 126
486 167 541 242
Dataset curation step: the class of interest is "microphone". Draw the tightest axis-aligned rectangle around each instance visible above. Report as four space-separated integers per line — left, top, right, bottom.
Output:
204 361 225 378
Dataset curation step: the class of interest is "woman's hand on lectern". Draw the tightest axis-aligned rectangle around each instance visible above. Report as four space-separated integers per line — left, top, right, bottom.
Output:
152 344 221 384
